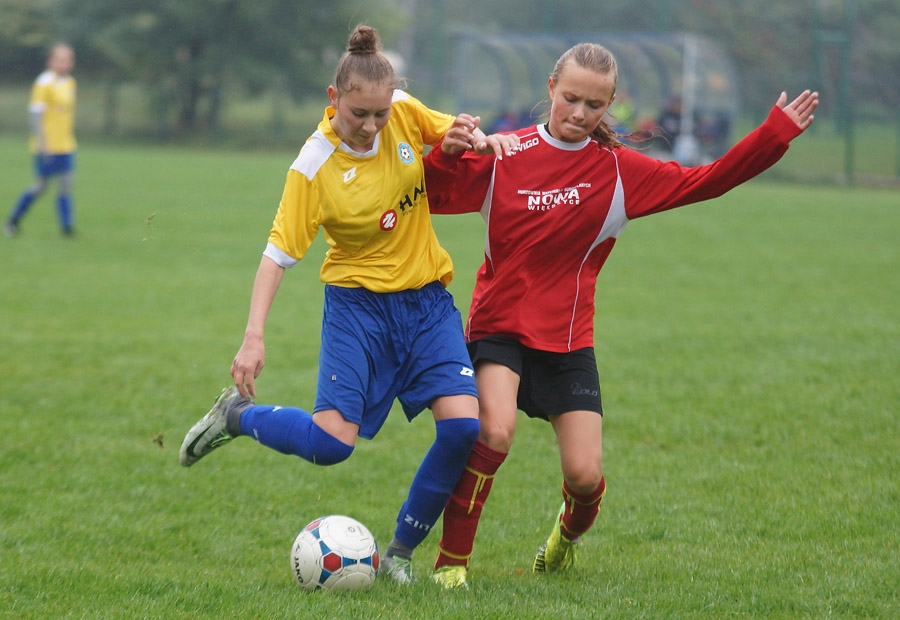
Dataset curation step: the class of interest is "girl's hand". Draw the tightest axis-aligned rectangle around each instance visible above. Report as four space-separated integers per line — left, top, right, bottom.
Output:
777 90 819 131
472 132 520 158
231 335 266 398
441 114 480 154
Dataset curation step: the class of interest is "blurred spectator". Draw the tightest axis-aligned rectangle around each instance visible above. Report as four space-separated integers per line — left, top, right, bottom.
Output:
488 110 521 133
655 96 682 152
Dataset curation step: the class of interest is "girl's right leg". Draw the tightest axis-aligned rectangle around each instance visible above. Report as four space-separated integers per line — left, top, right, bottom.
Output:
239 406 356 465
179 389 355 467
432 362 519 586
7 176 48 233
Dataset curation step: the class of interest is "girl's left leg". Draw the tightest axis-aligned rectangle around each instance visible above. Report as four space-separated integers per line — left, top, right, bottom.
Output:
382 394 479 582
534 410 605 572
56 171 74 235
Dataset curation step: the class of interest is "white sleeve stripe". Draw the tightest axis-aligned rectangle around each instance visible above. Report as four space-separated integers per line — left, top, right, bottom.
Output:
567 153 629 350
480 163 498 265
263 242 299 269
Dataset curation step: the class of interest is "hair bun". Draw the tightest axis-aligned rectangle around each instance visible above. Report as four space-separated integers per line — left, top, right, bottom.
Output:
347 24 381 54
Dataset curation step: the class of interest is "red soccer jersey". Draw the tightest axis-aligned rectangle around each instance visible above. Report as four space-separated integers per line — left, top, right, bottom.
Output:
425 105 802 352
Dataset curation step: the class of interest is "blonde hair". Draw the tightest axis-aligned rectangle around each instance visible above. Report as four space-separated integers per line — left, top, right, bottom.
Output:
550 43 624 148
333 25 398 95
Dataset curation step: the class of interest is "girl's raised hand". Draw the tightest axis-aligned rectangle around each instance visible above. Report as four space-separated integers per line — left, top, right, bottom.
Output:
778 90 819 131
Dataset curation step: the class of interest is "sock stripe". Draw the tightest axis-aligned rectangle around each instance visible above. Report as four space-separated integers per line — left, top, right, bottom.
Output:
437 547 471 562
463 466 496 514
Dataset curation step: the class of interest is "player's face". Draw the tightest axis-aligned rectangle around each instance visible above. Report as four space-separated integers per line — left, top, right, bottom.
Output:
328 81 393 153
49 45 75 76
547 63 616 143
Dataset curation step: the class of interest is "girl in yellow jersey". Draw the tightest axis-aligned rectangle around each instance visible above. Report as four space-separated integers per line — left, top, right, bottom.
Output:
6 43 77 237
179 24 515 585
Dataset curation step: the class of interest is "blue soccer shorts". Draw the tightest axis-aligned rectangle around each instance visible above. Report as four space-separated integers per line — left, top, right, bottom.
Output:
35 153 74 177
314 281 477 439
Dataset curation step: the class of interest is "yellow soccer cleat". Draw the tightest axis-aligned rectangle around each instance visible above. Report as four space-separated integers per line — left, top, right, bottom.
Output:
533 503 577 572
431 565 468 590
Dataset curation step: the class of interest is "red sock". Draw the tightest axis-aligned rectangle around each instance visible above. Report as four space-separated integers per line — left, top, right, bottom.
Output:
434 440 507 569
559 476 606 541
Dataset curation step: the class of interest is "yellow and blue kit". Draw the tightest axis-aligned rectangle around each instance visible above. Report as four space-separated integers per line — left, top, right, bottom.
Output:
264 90 456 292
29 69 77 155
239 91 479 551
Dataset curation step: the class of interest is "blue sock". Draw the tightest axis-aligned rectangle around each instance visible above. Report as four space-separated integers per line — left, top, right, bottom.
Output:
393 417 480 549
10 190 36 223
57 195 73 232
239 405 354 465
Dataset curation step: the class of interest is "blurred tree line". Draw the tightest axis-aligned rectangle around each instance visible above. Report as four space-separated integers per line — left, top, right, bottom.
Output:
1 0 896 140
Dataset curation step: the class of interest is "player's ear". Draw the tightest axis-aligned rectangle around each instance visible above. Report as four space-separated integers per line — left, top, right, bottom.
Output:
327 85 338 107
547 77 555 99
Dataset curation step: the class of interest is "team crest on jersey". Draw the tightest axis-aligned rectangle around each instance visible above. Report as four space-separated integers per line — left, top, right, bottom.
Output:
397 142 414 164
380 209 398 231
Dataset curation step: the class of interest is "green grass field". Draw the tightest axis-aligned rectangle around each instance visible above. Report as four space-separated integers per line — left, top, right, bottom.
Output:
1 134 898 619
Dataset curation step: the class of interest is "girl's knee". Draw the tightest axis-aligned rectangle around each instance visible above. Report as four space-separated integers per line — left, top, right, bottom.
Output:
437 416 480 450
563 467 604 495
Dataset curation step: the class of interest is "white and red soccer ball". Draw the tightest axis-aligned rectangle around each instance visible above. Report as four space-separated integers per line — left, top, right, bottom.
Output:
290 515 379 592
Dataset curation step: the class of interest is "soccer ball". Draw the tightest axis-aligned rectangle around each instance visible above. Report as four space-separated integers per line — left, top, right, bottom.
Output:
290 515 380 592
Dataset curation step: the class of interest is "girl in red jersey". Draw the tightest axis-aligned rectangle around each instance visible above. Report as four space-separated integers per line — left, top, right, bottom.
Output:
424 42 818 589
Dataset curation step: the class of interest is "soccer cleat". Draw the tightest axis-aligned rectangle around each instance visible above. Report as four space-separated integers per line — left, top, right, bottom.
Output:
4 221 19 238
533 503 577 573
379 555 415 585
179 387 252 467
431 565 468 590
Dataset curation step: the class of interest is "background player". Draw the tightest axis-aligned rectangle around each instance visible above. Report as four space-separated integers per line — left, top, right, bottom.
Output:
6 43 78 238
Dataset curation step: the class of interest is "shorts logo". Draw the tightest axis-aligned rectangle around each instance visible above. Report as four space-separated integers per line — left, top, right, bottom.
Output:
398 142 414 164
460 367 474 377
380 209 398 231
571 382 599 397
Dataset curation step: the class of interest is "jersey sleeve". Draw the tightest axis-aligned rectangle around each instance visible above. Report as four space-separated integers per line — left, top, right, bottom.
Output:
391 91 455 148
28 73 52 113
265 168 322 268
620 105 803 219
424 143 495 215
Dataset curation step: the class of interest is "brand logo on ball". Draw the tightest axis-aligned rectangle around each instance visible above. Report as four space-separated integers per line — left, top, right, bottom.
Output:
398 142 414 164
380 209 398 231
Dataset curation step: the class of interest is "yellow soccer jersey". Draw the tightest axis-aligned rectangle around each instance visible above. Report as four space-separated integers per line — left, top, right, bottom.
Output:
264 90 457 293
29 70 77 155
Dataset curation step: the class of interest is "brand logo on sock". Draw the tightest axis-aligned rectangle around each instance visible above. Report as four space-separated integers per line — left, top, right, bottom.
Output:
403 514 431 533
